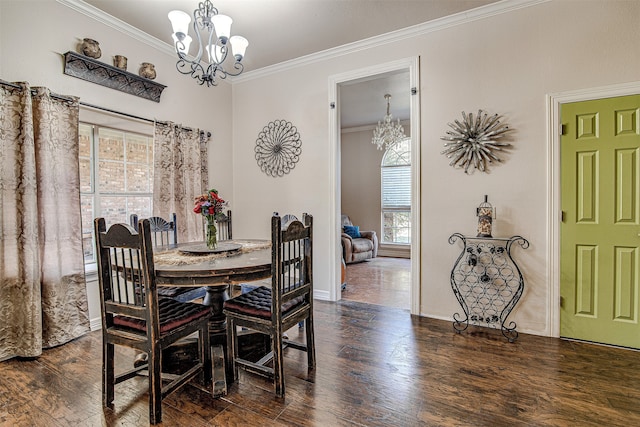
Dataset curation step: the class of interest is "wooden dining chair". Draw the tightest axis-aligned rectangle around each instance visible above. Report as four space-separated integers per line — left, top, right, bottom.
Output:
130 213 206 303
238 212 304 328
94 217 213 424
223 213 315 397
130 213 177 247
215 210 232 241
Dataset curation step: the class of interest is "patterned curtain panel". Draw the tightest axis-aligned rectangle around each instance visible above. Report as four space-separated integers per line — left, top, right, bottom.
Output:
0 82 90 361
153 122 208 243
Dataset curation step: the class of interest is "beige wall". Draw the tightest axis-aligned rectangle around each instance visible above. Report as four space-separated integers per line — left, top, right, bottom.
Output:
0 0 234 196
3 0 640 336
231 0 640 335
340 125 412 259
340 127 384 235
0 0 234 325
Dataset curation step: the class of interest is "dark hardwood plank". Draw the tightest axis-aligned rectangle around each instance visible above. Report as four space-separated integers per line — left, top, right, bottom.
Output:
1 299 640 426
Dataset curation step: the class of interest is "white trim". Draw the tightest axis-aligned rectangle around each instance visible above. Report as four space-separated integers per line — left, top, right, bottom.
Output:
378 247 411 259
90 317 102 331
313 290 331 301
408 58 421 316
547 80 640 338
236 0 548 82
57 0 174 56
59 0 548 83
328 79 339 302
329 57 421 315
341 120 410 134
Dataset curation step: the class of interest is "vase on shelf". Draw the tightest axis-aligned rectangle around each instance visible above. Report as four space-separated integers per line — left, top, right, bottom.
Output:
113 55 127 70
80 38 101 59
139 62 156 80
205 216 218 249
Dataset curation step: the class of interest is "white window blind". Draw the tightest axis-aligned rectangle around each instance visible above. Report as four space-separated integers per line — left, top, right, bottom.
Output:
381 165 411 209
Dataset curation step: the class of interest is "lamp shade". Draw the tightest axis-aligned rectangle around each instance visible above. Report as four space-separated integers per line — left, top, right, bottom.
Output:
172 34 192 54
205 44 225 64
230 35 248 61
211 14 232 43
168 10 191 37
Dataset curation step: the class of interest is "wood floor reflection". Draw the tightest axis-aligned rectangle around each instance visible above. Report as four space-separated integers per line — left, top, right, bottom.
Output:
1 299 640 426
341 256 411 310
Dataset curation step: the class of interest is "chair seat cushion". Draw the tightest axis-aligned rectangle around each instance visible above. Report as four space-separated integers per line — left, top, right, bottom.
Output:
351 237 374 253
114 298 212 334
157 285 207 302
223 286 303 319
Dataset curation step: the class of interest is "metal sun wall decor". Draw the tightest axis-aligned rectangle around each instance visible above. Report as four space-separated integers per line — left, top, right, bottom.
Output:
255 119 302 177
440 110 511 174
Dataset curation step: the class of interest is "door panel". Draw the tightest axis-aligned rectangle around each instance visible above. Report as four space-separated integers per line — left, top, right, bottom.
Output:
561 95 640 348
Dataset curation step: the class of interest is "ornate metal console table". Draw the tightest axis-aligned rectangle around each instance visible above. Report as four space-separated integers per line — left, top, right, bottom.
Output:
448 233 529 342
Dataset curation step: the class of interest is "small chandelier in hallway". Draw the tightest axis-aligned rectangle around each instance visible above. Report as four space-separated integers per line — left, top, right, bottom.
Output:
168 0 249 87
372 94 406 150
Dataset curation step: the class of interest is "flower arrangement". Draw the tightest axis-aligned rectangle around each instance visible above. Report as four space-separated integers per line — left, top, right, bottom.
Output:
194 188 227 249
193 188 226 219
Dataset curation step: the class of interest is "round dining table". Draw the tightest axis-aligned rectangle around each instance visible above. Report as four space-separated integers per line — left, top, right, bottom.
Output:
152 239 272 394
153 239 272 334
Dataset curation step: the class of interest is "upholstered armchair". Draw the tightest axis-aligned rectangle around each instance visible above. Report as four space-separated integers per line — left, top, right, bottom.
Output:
341 215 378 264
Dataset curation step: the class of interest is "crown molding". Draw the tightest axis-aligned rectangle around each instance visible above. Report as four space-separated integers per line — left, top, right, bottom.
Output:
58 0 550 85
235 0 550 82
57 0 174 56
342 124 377 134
341 120 410 134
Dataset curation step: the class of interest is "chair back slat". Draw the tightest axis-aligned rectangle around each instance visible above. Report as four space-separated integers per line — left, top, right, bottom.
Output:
130 213 177 247
271 214 313 312
95 218 159 328
215 210 232 241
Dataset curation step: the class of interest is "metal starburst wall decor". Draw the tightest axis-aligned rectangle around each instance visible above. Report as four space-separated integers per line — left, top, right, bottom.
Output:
440 110 511 174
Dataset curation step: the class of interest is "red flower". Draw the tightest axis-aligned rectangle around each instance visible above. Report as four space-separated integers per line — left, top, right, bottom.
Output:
193 188 227 219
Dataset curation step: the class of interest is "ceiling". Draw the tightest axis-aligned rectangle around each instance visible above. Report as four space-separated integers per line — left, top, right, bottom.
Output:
79 0 498 127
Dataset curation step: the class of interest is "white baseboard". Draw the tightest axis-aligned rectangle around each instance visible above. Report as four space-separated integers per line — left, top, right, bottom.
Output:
377 246 410 258
314 289 331 301
90 317 102 331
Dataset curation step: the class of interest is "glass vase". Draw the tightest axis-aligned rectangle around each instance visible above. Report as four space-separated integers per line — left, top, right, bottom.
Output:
205 216 218 249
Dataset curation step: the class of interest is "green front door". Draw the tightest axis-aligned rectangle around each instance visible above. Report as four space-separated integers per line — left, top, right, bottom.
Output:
561 94 640 348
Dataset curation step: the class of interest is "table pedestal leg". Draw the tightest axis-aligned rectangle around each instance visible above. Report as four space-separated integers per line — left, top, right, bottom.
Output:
203 284 230 335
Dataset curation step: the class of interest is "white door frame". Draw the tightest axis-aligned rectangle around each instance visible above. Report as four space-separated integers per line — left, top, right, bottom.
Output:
328 56 421 314
547 80 640 337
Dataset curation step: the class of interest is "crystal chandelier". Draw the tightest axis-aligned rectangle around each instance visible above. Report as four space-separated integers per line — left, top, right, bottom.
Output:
168 0 249 87
372 94 406 150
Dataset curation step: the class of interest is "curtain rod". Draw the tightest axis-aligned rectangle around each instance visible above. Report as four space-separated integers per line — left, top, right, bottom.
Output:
81 102 211 139
1 78 76 103
0 79 211 139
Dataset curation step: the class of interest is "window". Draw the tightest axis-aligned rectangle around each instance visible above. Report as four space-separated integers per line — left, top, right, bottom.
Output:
381 138 411 244
79 123 154 263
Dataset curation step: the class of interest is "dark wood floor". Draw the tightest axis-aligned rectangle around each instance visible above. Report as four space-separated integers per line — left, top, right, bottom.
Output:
1 299 640 426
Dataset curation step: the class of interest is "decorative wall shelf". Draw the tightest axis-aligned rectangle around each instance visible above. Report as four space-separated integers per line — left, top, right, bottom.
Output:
63 51 166 102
